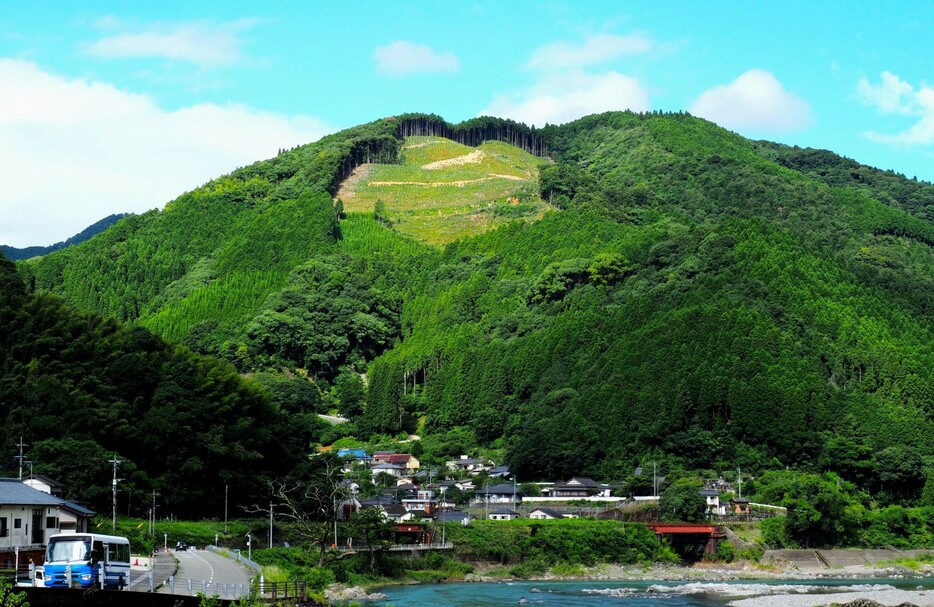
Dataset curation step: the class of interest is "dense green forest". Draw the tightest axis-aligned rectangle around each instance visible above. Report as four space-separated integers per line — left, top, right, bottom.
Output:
10 111 934 515
0 256 311 518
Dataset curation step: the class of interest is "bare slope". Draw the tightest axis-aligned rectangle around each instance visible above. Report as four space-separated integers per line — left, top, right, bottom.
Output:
336 136 550 246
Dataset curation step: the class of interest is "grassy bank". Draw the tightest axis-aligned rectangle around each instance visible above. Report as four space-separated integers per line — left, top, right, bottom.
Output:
246 519 677 589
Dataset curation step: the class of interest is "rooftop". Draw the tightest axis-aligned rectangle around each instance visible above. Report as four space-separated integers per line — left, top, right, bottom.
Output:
0 478 67 506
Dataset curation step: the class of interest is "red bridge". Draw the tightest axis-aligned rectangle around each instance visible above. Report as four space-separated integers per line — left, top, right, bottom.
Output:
646 523 726 556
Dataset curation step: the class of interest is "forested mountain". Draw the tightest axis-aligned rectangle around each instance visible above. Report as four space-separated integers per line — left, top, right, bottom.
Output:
0 255 311 518
1 213 129 261
12 111 934 508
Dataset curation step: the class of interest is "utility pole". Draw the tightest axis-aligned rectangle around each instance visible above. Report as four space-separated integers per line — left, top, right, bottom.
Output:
268 500 273 549
737 467 742 499
440 486 447 547
108 454 122 531
150 490 159 537
653 461 657 497
513 475 517 513
15 437 27 481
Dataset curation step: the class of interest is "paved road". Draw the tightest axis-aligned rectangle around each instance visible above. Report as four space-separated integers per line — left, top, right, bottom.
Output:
129 550 176 592
318 413 349 424
159 548 254 598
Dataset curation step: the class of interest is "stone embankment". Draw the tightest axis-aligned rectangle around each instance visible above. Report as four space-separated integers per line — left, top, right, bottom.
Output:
324 584 388 602
763 548 934 575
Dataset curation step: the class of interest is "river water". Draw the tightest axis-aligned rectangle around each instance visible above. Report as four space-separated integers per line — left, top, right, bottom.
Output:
372 578 934 606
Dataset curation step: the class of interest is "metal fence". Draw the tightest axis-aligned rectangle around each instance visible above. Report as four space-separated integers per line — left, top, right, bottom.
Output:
162 576 251 599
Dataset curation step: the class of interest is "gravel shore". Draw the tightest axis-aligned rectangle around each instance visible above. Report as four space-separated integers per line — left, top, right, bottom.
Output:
729 588 933 607
504 556 934 607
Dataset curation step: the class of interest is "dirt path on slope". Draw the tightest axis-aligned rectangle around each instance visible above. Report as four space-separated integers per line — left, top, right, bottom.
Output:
422 150 485 170
369 174 526 187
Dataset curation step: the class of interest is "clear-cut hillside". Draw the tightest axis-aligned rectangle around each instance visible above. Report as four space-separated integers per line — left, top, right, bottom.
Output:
336 136 551 246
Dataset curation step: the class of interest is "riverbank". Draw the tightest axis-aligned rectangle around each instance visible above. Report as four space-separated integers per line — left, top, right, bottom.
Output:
460 550 933 584
732 588 934 607
353 548 934 606
459 554 934 607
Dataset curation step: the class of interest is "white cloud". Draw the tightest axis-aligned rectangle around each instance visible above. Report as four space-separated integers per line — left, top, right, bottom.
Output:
857 71 914 115
858 72 934 145
479 70 650 127
689 69 812 134
0 59 331 248
526 32 653 70
372 41 460 77
85 18 258 67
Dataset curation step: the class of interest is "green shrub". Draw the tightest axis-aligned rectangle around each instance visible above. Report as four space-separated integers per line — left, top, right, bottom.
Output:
862 506 934 548
306 567 336 592
714 540 735 563
446 519 676 566
759 517 790 548
736 545 765 561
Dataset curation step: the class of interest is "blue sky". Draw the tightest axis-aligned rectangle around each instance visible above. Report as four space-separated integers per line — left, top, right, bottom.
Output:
2 1 933 247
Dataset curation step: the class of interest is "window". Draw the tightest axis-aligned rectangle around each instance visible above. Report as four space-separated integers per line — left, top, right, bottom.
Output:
13 518 21 529
92 541 105 563
0 518 7 537
47 538 90 562
46 517 58 529
107 543 130 563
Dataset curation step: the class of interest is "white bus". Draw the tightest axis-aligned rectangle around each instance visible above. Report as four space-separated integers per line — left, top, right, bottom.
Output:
44 532 131 590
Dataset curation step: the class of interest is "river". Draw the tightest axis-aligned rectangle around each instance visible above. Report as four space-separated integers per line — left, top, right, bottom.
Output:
371 577 934 606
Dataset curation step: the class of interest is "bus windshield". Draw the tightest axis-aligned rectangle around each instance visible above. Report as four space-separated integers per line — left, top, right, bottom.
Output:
47 538 91 563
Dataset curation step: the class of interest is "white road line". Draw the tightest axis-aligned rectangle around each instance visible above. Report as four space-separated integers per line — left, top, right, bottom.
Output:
190 550 215 584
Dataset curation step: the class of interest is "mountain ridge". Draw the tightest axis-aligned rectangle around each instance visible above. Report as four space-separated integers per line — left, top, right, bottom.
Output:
9 110 934 508
1 213 130 261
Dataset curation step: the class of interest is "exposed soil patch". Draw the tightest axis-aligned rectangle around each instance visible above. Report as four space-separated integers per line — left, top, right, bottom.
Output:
402 141 439 149
422 150 485 170
334 163 373 205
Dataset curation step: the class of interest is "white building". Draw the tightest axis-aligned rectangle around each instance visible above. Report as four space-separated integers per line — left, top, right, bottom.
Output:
488 509 520 521
0 478 95 570
699 489 725 516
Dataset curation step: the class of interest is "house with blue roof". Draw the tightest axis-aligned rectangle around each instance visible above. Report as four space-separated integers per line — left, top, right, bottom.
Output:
337 448 370 461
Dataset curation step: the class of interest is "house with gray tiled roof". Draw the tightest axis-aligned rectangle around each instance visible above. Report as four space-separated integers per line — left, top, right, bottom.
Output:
0 478 95 568
473 483 521 504
436 510 475 524
529 507 577 520
487 508 520 521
